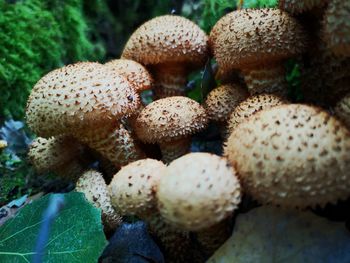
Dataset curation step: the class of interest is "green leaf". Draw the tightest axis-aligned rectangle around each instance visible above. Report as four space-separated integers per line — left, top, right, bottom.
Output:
208 206 350 263
0 192 107 263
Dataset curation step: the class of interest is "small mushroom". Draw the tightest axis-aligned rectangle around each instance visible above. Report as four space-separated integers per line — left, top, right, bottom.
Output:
0 140 7 150
210 9 306 96
108 159 196 263
224 104 350 208
135 96 208 163
26 62 145 168
227 94 287 134
322 0 350 57
28 136 86 180
335 93 350 129
204 83 249 138
76 169 122 233
122 15 209 99
278 0 328 14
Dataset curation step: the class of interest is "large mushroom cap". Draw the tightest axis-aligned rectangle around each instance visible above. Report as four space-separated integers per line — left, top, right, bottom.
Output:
105 59 153 92
122 15 208 68
157 152 241 231
209 9 306 71
135 96 208 143
108 159 166 217
204 84 248 122
278 0 328 14
26 62 140 138
225 104 350 208
227 94 286 132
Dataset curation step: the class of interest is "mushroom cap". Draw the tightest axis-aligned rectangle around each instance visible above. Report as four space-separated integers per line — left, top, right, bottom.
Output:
135 96 208 143
108 159 166 217
335 93 350 129
278 0 328 14
204 84 249 122
76 170 121 230
209 9 306 72
224 104 350 208
122 15 209 68
227 94 286 132
28 136 83 172
157 152 241 231
105 59 154 92
322 0 350 57
26 62 140 138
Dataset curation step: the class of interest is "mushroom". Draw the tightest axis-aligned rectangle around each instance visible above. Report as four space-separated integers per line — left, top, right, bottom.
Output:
157 152 241 256
209 9 306 96
108 159 196 263
335 93 350 129
28 136 86 180
322 0 350 57
76 169 122 233
135 96 208 163
224 104 350 208
278 0 328 14
227 94 287 134
26 62 146 168
104 58 153 94
0 140 7 150
122 15 209 99
204 83 249 138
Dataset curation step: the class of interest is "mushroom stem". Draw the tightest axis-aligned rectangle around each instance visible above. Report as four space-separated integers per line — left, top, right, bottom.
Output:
242 64 288 96
152 64 188 99
78 122 146 168
159 137 191 163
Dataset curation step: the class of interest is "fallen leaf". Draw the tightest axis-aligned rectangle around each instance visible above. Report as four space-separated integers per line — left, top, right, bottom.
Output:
0 192 107 262
208 206 350 263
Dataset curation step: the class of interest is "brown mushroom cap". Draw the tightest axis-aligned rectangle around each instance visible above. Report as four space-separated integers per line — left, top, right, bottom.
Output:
335 93 350 128
204 84 249 122
209 9 306 72
28 136 83 173
135 96 208 143
278 0 328 14
105 59 153 92
122 15 208 68
322 0 350 57
227 94 286 132
108 159 166 217
76 170 122 231
26 62 140 138
224 104 350 208
157 152 241 231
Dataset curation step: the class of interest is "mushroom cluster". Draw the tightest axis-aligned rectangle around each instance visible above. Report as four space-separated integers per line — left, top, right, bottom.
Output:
24 4 350 262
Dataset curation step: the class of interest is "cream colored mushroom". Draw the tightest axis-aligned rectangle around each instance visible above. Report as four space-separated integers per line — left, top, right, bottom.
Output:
225 104 350 208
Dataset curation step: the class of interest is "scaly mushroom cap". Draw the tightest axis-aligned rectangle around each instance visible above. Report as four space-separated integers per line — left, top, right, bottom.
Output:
225 104 350 208
28 136 83 172
105 59 154 92
278 0 328 14
204 84 249 122
323 0 350 57
135 96 208 143
108 159 166 217
26 62 140 138
227 94 286 132
209 9 306 72
335 93 350 129
157 153 241 231
76 170 122 231
122 15 208 68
